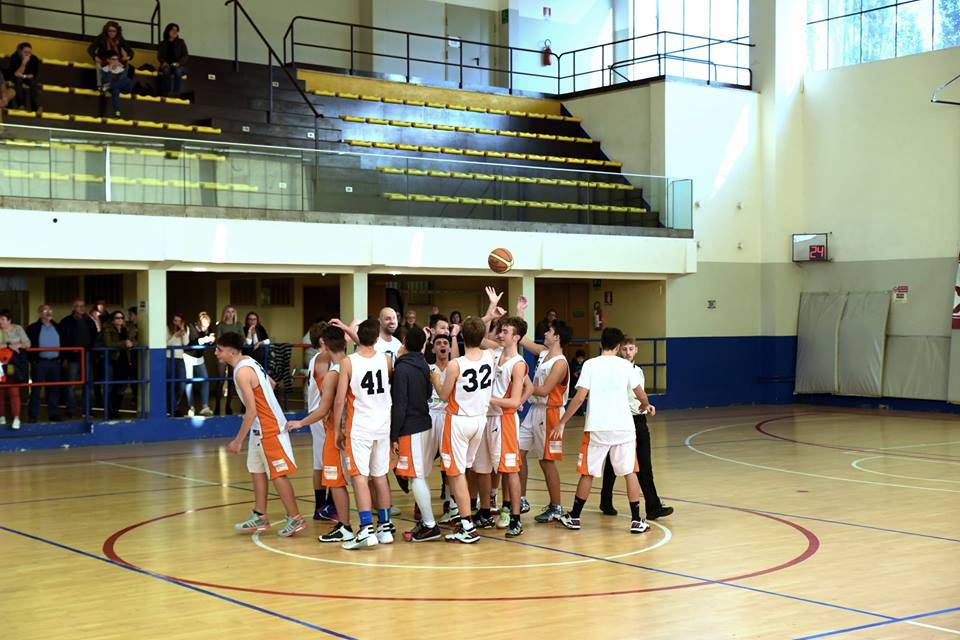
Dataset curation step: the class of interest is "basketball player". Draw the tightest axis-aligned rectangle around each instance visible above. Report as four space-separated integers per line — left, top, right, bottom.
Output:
333 318 395 549
300 322 335 521
556 327 656 534
391 328 440 542
217 333 305 538
479 316 528 537
429 333 459 525
434 317 496 544
286 325 355 543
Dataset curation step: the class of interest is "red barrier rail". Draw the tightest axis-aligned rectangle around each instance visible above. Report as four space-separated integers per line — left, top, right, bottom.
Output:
0 347 86 389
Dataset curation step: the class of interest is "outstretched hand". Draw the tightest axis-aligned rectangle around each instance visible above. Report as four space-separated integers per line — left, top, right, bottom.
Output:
516 295 528 314
485 286 503 306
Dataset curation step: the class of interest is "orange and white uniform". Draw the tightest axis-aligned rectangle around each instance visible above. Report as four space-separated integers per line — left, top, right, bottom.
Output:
234 357 297 480
305 352 328 471
575 355 642 478
319 362 347 488
440 350 495 476
474 353 526 474
428 362 449 452
520 352 568 460
343 351 392 478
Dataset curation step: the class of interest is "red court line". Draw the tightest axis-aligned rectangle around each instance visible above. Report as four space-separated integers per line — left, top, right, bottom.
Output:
755 416 960 463
102 500 820 602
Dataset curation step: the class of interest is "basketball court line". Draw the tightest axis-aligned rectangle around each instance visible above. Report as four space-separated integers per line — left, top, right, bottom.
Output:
684 424 960 493
794 605 960 639
851 455 960 484
0 483 220 506
0 524 355 639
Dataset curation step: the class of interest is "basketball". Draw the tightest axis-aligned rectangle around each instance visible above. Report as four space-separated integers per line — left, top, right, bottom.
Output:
488 247 514 274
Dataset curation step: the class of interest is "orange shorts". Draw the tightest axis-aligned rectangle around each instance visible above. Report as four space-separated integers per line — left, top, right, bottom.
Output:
395 430 437 479
320 425 346 488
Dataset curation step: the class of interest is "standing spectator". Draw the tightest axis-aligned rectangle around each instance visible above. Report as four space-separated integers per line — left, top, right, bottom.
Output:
99 52 132 117
26 304 61 422
157 23 188 96
7 42 41 112
101 310 136 419
127 306 139 330
185 311 215 417
59 299 97 419
400 309 418 340
569 349 587 415
535 308 558 341
88 300 105 407
243 311 269 366
0 309 29 430
88 21 134 66
214 305 242 415
448 310 464 355
167 313 190 416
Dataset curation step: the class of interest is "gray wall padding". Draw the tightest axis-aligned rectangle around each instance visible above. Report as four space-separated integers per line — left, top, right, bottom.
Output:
837 292 891 397
795 292 847 394
883 336 950 401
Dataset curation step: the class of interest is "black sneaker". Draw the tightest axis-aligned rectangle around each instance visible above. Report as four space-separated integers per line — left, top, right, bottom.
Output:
410 523 442 543
599 502 618 516
474 514 496 529
647 505 674 520
505 521 524 538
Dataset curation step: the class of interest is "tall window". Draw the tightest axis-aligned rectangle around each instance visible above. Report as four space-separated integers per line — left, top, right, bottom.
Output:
630 0 751 85
807 0 960 71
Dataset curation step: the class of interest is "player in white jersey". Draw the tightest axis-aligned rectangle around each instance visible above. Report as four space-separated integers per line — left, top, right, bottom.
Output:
298 322 335 522
333 318 394 549
287 325 356 544
479 316 529 537
434 317 496 544
428 332 459 524
556 327 656 535
216 333 305 538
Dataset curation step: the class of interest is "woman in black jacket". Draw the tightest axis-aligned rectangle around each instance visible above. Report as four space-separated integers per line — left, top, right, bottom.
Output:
88 21 134 67
7 42 41 111
157 23 188 96
243 312 269 366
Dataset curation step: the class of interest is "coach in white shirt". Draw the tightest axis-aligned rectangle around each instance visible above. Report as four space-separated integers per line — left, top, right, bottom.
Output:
374 307 402 363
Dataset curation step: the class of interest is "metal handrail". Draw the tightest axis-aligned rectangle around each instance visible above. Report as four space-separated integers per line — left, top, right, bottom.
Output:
0 0 162 44
283 15 559 92
225 0 325 143
931 72 960 106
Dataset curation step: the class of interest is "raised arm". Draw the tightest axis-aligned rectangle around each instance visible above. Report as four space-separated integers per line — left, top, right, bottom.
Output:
481 286 503 322
519 336 547 355
329 318 359 345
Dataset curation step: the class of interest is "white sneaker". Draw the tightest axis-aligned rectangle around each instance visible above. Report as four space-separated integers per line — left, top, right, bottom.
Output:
199 406 213 417
630 519 650 534
319 523 354 543
0 416 6 426
187 408 195 417
438 502 460 525
342 524 378 550
376 522 394 544
496 508 510 529
11 417 20 430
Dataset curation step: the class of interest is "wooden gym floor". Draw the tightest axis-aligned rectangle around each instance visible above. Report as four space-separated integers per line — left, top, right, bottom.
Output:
4 405 959 639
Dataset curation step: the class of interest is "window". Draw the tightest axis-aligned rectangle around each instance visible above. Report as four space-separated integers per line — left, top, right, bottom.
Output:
84 274 123 307
807 0 959 70
45 275 80 305
230 279 257 307
260 278 294 306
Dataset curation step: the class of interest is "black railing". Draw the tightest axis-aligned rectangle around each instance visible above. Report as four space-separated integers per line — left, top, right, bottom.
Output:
283 16 559 94
932 72 960 106
225 0 328 145
0 0 161 44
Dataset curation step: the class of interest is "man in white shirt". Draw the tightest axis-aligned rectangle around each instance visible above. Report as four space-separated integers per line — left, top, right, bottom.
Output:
554 327 656 535
374 307 402 363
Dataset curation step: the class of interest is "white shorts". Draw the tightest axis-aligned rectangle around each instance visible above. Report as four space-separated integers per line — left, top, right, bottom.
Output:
395 429 437 479
247 428 297 480
519 403 541 452
576 431 637 478
309 422 325 471
473 416 502 474
520 404 564 461
440 414 485 477
430 409 446 457
344 433 391 478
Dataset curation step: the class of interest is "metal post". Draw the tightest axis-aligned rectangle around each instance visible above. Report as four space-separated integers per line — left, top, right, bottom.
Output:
80 0 86 35
653 339 658 392
290 23 295 68
707 39 712 83
572 54 576 93
267 49 273 123
103 350 110 421
508 49 513 94
83 349 91 420
405 33 411 82
459 45 463 88
140 348 146 418
350 25 354 74
601 45 605 87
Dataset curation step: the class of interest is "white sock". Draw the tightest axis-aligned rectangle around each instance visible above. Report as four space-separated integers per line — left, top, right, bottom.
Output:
411 478 436 527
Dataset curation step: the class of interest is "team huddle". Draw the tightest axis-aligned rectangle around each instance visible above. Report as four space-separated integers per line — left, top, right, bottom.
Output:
213 287 667 548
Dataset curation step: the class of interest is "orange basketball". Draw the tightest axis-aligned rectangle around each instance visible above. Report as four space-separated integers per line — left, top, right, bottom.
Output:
488 247 514 274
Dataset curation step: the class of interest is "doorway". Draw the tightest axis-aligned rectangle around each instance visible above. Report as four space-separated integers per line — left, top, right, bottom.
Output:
445 5 495 87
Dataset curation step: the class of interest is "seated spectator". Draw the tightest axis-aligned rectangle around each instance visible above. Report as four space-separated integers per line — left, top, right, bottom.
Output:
242 311 269 366
88 21 134 66
7 42 41 112
99 52 133 117
25 304 61 423
0 309 30 430
101 310 136 419
157 23 188 96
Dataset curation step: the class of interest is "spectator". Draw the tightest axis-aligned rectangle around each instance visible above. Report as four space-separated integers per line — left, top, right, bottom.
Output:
535 308 558 341
185 311 215 417
242 311 269 366
88 21 134 66
0 69 12 109
167 313 189 416
570 349 587 415
99 52 132 117
59 299 97 419
157 23 188 96
448 310 464 354
26 304 61 423
102 310 136 419
0 309 29 430
214 305 242 415
127 306 139 329
449 310 462 326
88 299 106 406
7 42 41 113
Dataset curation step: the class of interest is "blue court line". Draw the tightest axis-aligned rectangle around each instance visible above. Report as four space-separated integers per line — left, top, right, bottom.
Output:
0 524 355 639
794 605 960 639
0 484 221 506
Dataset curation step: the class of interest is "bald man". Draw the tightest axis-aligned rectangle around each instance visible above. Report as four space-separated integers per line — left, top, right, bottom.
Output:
374 307 402 364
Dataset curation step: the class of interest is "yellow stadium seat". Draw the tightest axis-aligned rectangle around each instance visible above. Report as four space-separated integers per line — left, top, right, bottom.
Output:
383 97 404 104
7 109 36 117
412 194 437 202
347 140 373 147
564 116 582 122
71 61 96 70
131 119 160 128
508 110 527 117
452 172 473 179
527 154 547 161
367 118 390 125
447 104 467 110
374 142 397 149
565 158 587 165
589 204 610 212
458 197 481 204
137 94 163 103
389 119 412 127
539 178 558 185
615 183 634 190
480 198 502 206
1 169 33 178
488 108 507 115
405 99 426 106
584 159 605 166
110 176 136 185
609 206 629 213
475 174 496 181
166 97 190 105
485 151 506 158
140 178 166 187
383 192 409 201
419 145 441 153
435 124 456 131
194 126 222 134
315 89 337 97
498 130 518 137
604 160 623 167
456 126 478 133
545 114 566 121
69 88 97 97
467 106 487 113
397 143 419 151
477 128 498 135
74 143 104 153
408 169 429 176
558 179 578 187
75 174 104 183
41 84 69 93
557 136 576 142
198 153 225 162
412 122 434 129
547 156 567 163
36 171 71 181
503 199 527 207
379 167 405 174
506 152 525 160
361 95 382 102
41 112 71 121
428 170 451 178
43 58 70 67
231 184 260 192
104 118 134 126
335 92 358 99
74 115 103 124
435 195 459 204
528 112 546 119
464 149 485 156
426 102 446 109
518 132 537 139
548 202 571 209
575 137 593 144
538 134 558 141
517 177 538 184
341 115 365 123
569 203 590 211
525 201 547 208
165 123 193 131
441 147 464 155
499 176 518 183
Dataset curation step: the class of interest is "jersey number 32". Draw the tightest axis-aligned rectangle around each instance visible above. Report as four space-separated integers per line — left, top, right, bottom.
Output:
462 364 492 393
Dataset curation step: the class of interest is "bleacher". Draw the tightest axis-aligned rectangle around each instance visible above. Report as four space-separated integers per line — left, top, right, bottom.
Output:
0 25 660 227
